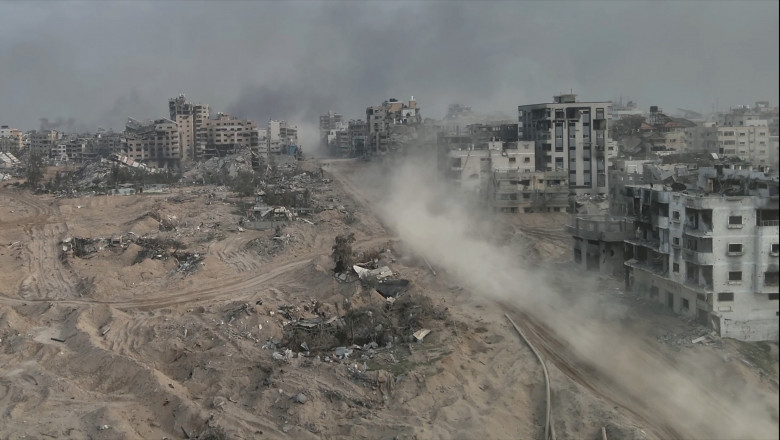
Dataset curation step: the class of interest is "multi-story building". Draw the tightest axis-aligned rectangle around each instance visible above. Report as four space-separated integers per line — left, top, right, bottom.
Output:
347 120 367 157
684 122 719 154
0 126 24 153
320 111 343 152
444 139 570 213
169 94 210 161
325 121 350 156
717 121 771 166
366 97 420 154
615 168 779 341
518 94 612 195
201 113 260 158
122 118 181 168
267 120 298 155
28 130 62 158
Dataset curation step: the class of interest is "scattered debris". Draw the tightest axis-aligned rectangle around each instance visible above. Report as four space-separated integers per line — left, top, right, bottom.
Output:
413 329 431 342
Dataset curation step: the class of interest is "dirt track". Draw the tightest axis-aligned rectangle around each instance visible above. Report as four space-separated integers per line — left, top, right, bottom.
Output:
1 159 778 439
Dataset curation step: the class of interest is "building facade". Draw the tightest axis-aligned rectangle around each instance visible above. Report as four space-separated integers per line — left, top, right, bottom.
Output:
28 130 62 158
518 94 612 195
201 113 260 158
0 126 23 153
169 94 210 161
122 118 181 168
267 120 298 155
613 169 779 341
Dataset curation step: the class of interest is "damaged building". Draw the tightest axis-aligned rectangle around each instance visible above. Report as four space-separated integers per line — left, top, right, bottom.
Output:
267 120 299 156
366 97 421 154
443 136 569 213
519 93 615 195
122 118 182 168
608 161 779 341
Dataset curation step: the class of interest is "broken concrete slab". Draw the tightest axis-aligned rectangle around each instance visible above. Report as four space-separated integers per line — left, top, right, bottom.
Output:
375 279 410 298
413 329 431 342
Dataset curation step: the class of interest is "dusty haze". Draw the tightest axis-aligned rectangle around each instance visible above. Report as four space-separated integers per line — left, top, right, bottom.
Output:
329 151 780 439
1 1 778 142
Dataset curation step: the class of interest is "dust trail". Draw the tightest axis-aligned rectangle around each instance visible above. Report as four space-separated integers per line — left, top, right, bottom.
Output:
339 155 779 440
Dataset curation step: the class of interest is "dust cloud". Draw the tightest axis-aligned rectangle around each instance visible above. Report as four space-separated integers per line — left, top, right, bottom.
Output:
336 152 779 440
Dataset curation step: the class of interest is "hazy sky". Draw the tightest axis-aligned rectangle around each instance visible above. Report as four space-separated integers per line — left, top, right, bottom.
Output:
1 0 778 143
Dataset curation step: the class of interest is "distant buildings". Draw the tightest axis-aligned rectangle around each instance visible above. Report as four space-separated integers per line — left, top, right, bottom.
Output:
169 94 210 161
29 130 63 158
319 111 344 154
267 120 298 155
519 94 614 195
439 120 570 213
201 113 260 158
366 97 421 154
0 125 23 153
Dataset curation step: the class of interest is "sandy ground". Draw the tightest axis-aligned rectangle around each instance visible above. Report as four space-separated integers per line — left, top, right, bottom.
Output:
0 158 777 439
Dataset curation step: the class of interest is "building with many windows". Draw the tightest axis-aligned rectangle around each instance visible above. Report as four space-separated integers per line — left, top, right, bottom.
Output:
612 168 779 341
169 94 210 161
122 118 181 168
518 94 612 195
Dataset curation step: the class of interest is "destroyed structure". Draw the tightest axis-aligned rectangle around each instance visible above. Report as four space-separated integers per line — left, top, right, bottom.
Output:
569 153 779 341
267 120 299 156
122 118 182 168
366 97 422 154
439 121 570 213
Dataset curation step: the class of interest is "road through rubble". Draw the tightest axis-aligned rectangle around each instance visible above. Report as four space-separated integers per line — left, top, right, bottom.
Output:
326 157 780 440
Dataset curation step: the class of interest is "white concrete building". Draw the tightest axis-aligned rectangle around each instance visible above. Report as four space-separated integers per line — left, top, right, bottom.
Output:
267 120 298 155
717 121 771 167
0 125 23 152
618 169 779 341
518 94 613 195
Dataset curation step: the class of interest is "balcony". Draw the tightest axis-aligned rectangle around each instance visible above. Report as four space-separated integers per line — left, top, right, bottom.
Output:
625 238 669 254
682 249 716 265
652 215 670 229
683 225 713 238
624 259 667 277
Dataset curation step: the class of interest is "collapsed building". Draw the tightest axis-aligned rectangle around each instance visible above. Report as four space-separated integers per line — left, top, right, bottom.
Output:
365 97 422 154
569 153 779 341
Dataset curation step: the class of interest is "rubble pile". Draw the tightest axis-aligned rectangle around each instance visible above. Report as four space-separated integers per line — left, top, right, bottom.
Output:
183 150 257 184
60 235 204 275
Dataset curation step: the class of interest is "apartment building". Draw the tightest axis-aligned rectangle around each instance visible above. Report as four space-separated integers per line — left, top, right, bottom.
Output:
201 113 260 158
567 215 630 276
444 139 569 213
325 122 350 156
169 94 210 161
684 122 719 154
28 130 62 158
320 111 343 151
348 120 367 157
0 126 23 152
122 118 181 168
366 97 420 154
614 169 779 341
518 94 612 195
267 120 298 155
717 121 771 166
